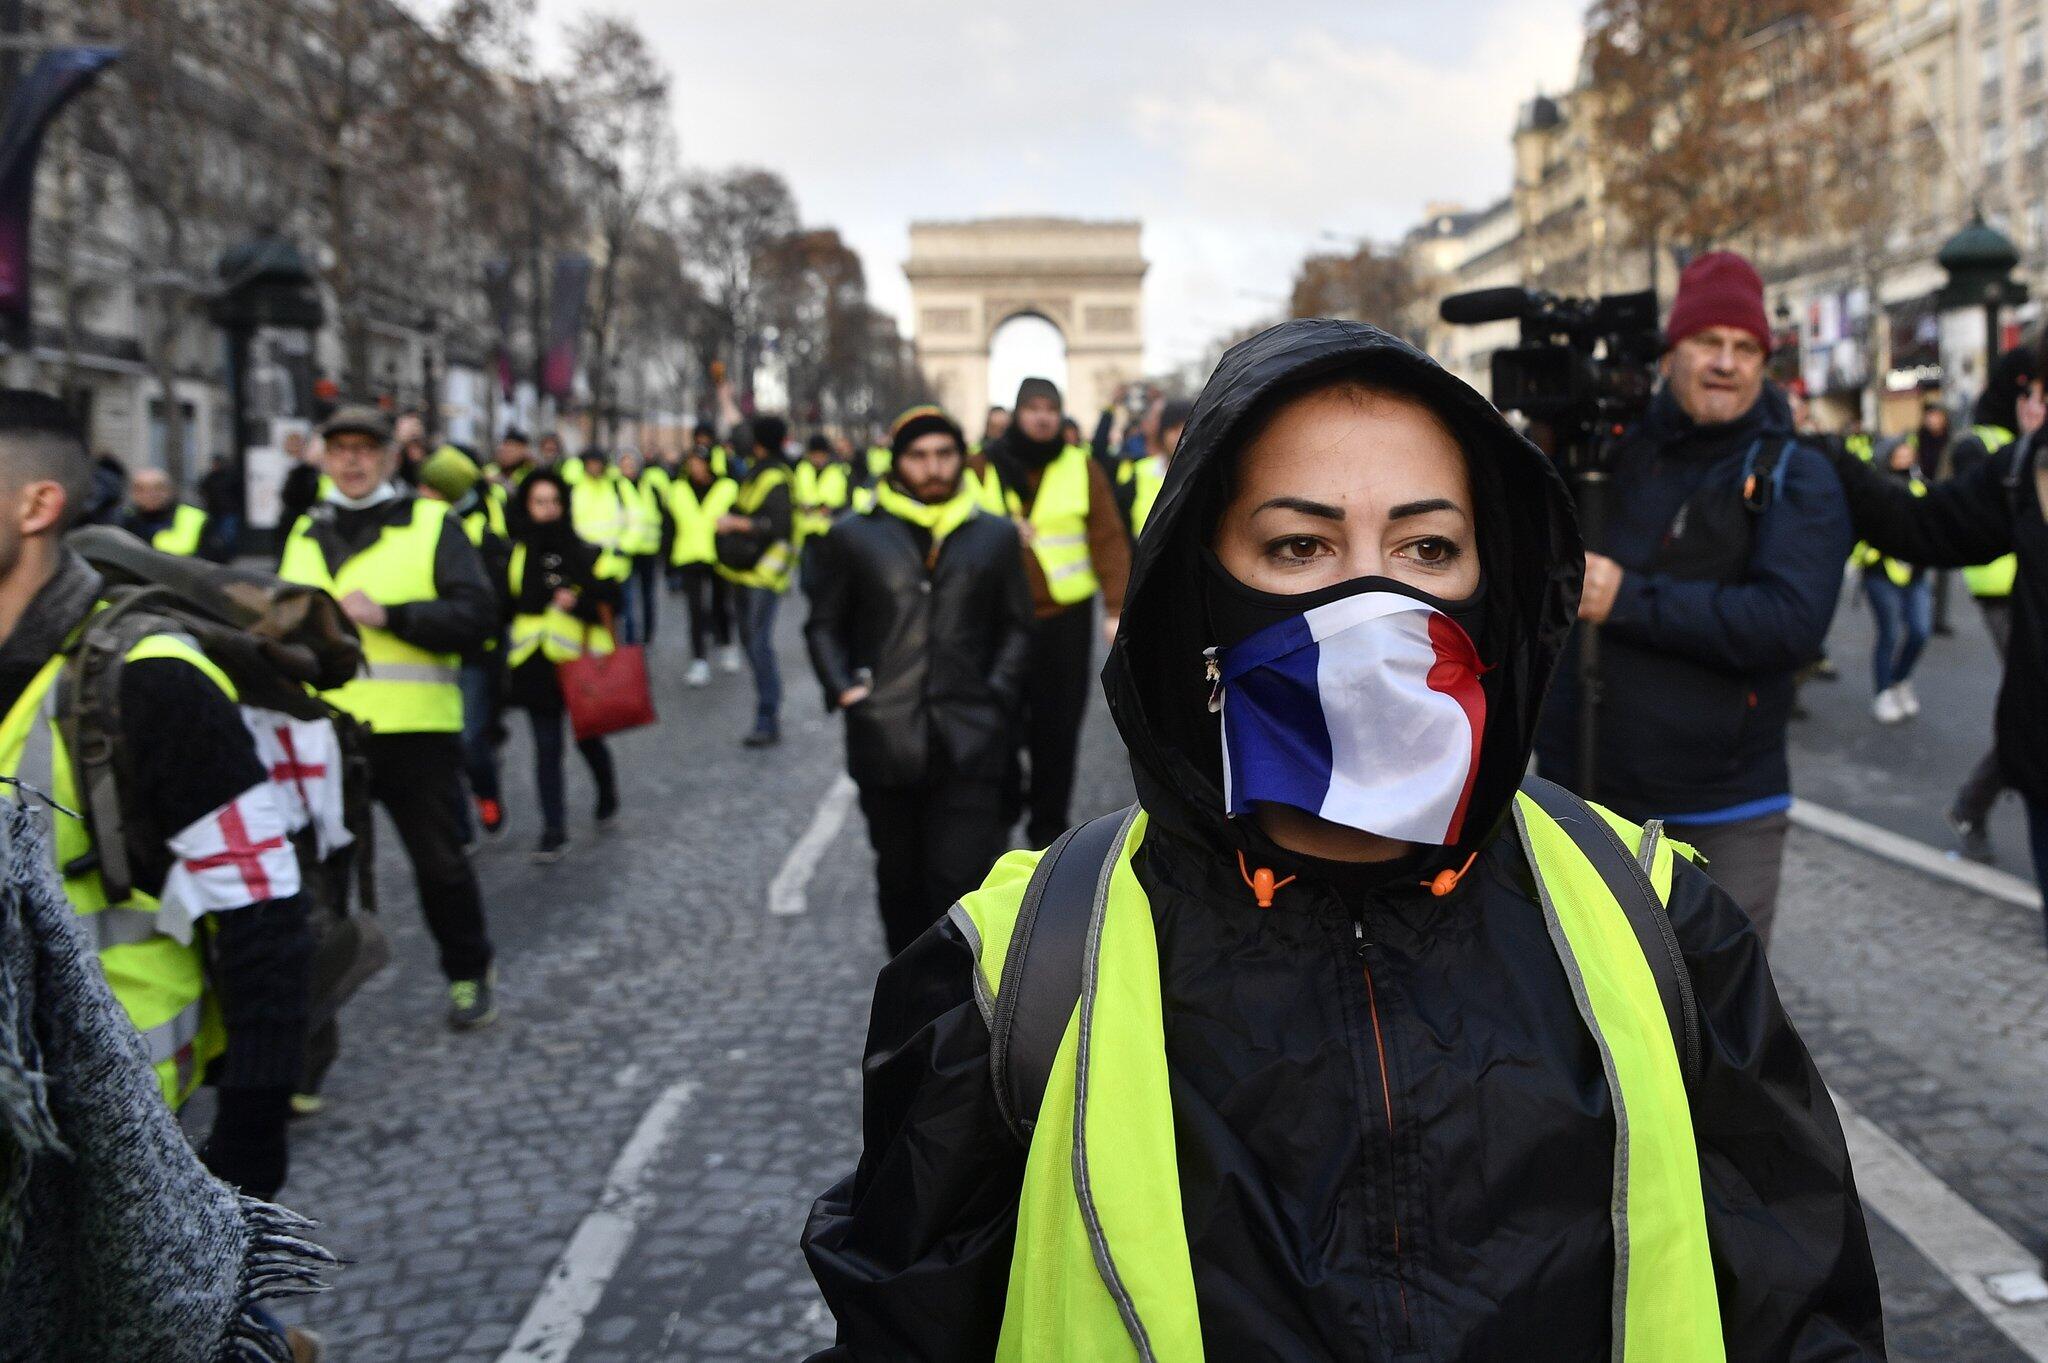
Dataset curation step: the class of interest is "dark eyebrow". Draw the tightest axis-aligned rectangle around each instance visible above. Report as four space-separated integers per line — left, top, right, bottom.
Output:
1250 495 1344 521
1386 497 1461 522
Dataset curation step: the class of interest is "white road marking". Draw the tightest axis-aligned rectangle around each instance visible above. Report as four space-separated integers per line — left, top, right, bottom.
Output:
1791 798 2041 910
768 773 859 916
1834 1089 2048 1359
497 1082 697 1362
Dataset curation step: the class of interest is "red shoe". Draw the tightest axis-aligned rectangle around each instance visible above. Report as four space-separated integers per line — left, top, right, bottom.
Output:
476 798 505 836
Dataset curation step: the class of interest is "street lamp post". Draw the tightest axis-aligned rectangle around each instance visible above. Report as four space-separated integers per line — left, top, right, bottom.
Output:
209 229 323 553
1937 215 2029 391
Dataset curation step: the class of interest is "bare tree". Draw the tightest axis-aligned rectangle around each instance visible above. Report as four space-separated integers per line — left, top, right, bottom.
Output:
1585 0 1869 264
561 15 675 442
1289 244 1416 334
679 168 800 403
759 227 868 425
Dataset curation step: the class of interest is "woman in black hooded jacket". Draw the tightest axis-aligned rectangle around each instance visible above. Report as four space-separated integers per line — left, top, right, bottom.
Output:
801 319 1883 1361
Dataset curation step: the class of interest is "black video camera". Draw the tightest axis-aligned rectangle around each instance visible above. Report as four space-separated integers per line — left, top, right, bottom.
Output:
1438 287 1662 455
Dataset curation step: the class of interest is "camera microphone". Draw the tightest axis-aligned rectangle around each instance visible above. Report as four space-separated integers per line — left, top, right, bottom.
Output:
1438 287 1534 326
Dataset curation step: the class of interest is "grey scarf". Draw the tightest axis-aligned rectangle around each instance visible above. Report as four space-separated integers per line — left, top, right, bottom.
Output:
0 767 333 1358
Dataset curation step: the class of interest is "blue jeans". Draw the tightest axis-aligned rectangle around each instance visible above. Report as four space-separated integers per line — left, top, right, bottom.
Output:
458 658 501 803
1863 571 1932 692
734 584 782 731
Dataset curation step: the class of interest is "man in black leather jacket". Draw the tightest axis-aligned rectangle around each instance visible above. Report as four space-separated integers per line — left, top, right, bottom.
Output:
804 405 1033 955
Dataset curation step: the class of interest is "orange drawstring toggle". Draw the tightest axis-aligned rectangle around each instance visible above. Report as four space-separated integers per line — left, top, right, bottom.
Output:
1237 850 1296 908
1425 850 1481 898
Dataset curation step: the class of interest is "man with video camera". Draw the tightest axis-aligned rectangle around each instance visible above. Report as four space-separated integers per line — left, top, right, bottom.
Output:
1533 252 1853 943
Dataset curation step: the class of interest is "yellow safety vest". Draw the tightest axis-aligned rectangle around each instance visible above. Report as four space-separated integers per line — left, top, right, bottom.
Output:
1855 470 1929 588
279 499 463 733
716 465 794 593
1129 456 1166 536
953 794 1722 1362
669 477 736 567
505 543 617 667
571 475 632 555
1 634 232 1109
792 460 851 545
987 445 1100 605
618 478 663 557
1964 425 2019 598
147 503 209 557
460 492 508 547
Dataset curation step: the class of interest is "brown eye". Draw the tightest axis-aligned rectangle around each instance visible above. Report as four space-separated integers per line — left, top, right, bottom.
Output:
1412 538 1452 563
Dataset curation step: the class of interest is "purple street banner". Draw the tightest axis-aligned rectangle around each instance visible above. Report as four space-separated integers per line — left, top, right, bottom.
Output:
482 257 517 398
541 253 592 400
0 47 120 343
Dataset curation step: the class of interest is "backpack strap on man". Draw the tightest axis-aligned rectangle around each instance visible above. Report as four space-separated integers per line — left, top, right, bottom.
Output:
986 805 1136 1144
1518 776 1703 1086
1740 439 1792 516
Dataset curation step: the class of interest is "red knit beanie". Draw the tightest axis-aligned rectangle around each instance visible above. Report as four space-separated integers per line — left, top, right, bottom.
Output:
1664 251 1771 352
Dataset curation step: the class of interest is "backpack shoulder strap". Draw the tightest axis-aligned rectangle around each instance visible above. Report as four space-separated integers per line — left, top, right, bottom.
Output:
1740 439 1792 516
986 805 1136 1144
1518 776 1703 1087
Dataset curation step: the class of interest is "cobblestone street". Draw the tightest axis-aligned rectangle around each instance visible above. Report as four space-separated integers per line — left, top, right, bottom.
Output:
251 604 2048 1361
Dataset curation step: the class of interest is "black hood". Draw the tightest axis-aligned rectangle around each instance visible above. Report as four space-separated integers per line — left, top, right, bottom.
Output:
1973 345 2038 433
1101 318 1583 866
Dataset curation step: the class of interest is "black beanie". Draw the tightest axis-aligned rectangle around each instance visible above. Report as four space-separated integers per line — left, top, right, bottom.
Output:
889 404 965 457
1015 377 1063 410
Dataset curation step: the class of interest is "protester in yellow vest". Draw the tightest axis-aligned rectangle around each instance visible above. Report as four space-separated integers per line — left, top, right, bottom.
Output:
669 450 738 687
1852 438 1933 725
118 467 210 558
1919 349 2035 861
503 471 622 864
964 376 1131 845
716 415 796 746
0 389 315 1207
278 405 502 1030
806 321 1882 1361
418 444 513 839
793 433 852 594
1117 395 1192 538
691 425 730 478
613 449 666 647
489 427 539 509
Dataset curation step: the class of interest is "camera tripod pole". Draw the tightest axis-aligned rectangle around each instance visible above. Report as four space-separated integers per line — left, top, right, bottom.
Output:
1572 461 1608 796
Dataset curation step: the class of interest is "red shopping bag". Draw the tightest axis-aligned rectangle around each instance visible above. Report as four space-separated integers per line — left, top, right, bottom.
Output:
558 614 656 741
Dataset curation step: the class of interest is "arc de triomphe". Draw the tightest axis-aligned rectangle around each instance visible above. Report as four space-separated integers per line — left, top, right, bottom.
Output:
903 217 1147 427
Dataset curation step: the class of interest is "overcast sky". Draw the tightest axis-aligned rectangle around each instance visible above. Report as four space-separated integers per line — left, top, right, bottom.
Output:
532 1 1586 373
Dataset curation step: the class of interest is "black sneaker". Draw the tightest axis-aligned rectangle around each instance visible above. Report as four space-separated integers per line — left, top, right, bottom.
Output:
741 727 781 749
595 790 620 825
447 969 497 1030
532 829 568 864
1947 809 1994 864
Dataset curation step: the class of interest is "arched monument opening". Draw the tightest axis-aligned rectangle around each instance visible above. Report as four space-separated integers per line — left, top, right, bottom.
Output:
986 313 1068 412
904 218 1147 428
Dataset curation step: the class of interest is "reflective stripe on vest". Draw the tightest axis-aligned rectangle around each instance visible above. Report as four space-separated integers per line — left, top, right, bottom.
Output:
717 465 794 592
984 446 1099 605
278 499 464 733
0 635 229 1110
152 504 208 557
505 544 616 666
1964 425 2019 598
950 798 1722 1362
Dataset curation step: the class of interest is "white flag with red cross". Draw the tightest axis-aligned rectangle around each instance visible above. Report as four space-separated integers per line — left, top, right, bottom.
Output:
156 781 302 943
242 709 353 859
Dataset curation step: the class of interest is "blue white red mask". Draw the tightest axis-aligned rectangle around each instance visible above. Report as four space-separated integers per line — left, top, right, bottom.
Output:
1210 580 1488 846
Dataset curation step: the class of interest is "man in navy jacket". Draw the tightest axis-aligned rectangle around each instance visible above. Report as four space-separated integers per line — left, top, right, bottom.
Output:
1536 252 1852 942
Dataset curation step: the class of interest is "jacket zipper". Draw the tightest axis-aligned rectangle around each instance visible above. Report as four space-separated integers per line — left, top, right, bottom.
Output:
1353 916 1414 1344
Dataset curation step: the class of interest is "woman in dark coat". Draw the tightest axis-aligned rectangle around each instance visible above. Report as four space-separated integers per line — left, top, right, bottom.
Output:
802 319 1883 1361
504 472 622 863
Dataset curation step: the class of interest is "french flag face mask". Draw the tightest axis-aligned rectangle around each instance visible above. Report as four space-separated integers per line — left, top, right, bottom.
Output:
1205 567 1489 847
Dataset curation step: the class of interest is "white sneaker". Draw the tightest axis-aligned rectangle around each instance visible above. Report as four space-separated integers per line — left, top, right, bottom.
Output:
1896 678 1921 717
1873 686 1905 724
685 658 711 688
719 645 743 674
